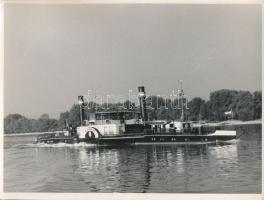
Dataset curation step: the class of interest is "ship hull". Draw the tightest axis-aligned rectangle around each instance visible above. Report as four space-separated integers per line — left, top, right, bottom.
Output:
78 133 237 146
36 132 237 145
35 136 77 144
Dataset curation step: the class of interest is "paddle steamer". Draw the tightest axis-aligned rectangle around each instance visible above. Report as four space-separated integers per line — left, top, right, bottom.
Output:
36 84 237 145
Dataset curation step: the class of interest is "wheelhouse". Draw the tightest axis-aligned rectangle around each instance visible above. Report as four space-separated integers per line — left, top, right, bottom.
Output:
84 110 142 126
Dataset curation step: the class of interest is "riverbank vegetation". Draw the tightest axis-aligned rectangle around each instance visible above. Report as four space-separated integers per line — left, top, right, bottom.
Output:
4 89 261 134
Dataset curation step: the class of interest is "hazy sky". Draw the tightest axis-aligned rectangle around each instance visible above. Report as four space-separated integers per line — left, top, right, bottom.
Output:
4 4 261 118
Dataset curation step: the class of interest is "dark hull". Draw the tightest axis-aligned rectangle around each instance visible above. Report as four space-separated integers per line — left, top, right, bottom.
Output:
79 134 237 146
35 137 77 144
36 132 236 145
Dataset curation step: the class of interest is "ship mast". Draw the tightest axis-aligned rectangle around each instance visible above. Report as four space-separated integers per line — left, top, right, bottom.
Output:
178 80 184 122
78 96 85 125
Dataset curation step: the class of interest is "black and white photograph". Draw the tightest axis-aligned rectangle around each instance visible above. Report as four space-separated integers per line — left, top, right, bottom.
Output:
2 1 262 198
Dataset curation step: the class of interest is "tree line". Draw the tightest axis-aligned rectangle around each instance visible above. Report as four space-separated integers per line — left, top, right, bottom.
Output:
4 89 262 134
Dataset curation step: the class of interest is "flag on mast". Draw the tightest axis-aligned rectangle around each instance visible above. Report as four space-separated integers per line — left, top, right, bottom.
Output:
224 109 234 119
224 109 233 115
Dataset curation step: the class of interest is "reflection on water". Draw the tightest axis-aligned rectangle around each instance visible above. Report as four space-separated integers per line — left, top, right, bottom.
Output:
4 124 261 193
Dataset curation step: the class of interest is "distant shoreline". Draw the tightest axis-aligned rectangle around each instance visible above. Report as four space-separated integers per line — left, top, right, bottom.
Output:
4 119 261 137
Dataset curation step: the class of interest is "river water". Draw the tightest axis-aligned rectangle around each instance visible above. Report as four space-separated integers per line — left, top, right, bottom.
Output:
4 124 261 193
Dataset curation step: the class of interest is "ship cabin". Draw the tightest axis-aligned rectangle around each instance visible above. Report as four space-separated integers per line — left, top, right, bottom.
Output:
148 120 193 134
77 110 148 139
84 110 142 126
165 121 192 132
164 121 216 135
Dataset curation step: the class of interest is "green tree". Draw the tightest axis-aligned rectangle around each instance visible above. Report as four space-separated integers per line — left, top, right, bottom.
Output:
187 97 206 121
35 114 58 132
234 91 255 121
68 104 82 127
57 111 70 129
253 91 261 119
4 114 32 133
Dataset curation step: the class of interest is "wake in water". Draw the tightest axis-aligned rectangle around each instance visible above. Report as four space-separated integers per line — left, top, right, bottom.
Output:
25 142 97 148
217 139 240 145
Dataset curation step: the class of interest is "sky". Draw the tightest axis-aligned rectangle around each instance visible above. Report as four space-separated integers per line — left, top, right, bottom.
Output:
4 4 261 119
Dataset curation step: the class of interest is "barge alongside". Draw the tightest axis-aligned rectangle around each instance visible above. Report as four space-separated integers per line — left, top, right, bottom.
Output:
36 85 237 145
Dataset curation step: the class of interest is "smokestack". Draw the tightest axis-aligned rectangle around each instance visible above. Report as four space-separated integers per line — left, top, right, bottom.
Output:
138 86 148 123
78 96 85 125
